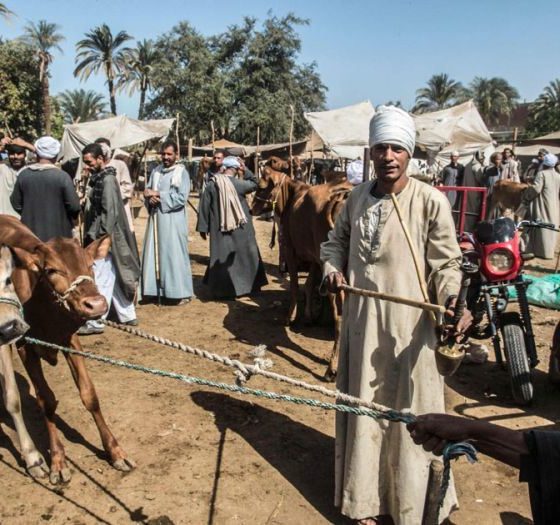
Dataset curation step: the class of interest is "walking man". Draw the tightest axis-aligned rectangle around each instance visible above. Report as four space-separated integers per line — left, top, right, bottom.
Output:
81 143 140 334
11 136 81 241
321 106 471 524
141 140 193 304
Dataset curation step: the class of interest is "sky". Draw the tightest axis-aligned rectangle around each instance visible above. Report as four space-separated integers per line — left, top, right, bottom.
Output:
1 0 559 119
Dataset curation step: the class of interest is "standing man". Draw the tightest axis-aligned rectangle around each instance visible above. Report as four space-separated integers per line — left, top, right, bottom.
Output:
0 138 33 216
94 138 135 232
81 143 140 334
482 151 503 197
203 149 225 191
141 140 193 304
197 156 267 299
521 153 560 259
439 150 464 208
321 106 471 524
502 147 520 182
523 148 548 183
11 136 81 241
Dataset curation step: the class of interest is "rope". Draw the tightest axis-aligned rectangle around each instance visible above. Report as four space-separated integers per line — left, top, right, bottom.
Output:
0 296 23 314
24 335 477 521
101 320 404 415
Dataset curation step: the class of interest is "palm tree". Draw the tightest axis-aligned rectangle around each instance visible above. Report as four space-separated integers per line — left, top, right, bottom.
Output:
118 39 159 119
526 79 560 136
58 89 107 124
412 73 465 113
0 3 14 18
467 77 520 125
74 24 133 116
21 20 64 135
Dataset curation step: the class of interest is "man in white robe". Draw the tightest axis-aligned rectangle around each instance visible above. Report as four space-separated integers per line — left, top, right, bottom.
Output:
0 138 32 216
321 106 471 524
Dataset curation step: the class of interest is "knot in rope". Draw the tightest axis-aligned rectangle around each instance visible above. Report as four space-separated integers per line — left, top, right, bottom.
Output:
53 275 95 310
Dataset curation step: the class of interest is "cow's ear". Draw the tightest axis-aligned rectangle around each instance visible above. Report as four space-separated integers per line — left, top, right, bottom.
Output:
10 246 42 273
85 234 112 260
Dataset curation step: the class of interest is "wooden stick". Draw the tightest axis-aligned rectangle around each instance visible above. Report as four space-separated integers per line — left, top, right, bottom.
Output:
422 460 444 525
211 120 215 153
340 284 445 314
390 193 437 323
187 138 193 161
363 147 370 181
254 125 260 176
152 210 161 306
289 105 294 178
175 113 181 157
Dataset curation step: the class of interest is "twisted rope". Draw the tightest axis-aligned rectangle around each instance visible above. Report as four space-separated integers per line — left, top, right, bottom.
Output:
24 335 477 522
102 320 405 416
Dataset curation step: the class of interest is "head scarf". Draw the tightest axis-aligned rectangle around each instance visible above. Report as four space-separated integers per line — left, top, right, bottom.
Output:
99 143 112 161
369 105 416 157
543 153 558 168
346 159 364 185
34 136 61 160
222 156 241 170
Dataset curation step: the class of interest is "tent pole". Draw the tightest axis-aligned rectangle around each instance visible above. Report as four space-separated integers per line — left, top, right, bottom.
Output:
309 130 315 184
211 120 215 154
289 105 295 177
188 138 193 162
363 147 371 182
254 125 260 177
512 126 518 155
175 113 181 158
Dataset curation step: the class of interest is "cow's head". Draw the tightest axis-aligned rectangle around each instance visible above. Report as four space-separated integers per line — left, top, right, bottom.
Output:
0 245 29 344
250 166 286 216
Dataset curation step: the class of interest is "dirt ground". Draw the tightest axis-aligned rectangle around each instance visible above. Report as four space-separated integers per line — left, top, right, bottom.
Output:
1 194 559 525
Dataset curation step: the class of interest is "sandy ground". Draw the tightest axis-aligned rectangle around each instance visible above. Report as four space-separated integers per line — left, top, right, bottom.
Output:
1 194 559 525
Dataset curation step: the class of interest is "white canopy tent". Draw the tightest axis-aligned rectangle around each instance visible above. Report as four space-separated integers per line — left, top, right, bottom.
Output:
59 114 175 162
304 101 375 159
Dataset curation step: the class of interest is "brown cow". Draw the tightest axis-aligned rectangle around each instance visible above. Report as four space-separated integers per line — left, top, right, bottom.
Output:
265 156 305 180
0 215 135 484
0 244 50 478
196 156 213 191
251 168 352 380
486 180 528 219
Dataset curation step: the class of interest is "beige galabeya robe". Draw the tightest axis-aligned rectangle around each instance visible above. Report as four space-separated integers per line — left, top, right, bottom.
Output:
525 168 560 259
321 176 462 523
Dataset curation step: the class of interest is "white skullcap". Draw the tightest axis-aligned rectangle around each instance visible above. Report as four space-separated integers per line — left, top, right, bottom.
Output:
346 159 363 185
34 136 61 160
369 105 416 157
222 156 240 169
543 153 558 168
451 150 460 157
99 143 112 161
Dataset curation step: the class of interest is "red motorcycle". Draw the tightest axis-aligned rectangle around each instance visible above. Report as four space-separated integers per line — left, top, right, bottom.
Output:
460 218 558 404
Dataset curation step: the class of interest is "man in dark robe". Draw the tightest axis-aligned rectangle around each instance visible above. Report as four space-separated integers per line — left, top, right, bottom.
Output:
80 143 140 334
196 156 267 299
10 136 81 241
439 150 464 208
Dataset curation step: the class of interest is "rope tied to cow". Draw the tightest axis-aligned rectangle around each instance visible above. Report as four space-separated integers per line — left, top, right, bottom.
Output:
24 334 477 523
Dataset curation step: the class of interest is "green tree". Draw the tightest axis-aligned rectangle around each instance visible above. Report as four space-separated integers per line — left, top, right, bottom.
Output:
118 39 159 119
74 24 133 116
526 79 560 137
145 14 326 144
467 77 519 125
0 3 14 18
58 89 107 124
21 20 65 135
412 73 465 113
0 39 43 138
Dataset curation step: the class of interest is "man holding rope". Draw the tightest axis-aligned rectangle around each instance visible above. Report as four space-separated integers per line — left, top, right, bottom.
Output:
321 105 472 524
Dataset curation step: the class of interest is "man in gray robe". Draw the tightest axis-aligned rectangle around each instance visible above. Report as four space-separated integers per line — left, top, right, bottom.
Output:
81 143 140 334
439 150 464 208
141 140 193 304
0 138 31 216
196 156 267 299
321 106 471 524
522 153 560 259
11 136 81 241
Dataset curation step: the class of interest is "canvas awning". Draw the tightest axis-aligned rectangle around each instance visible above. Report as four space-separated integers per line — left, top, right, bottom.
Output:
522 130 560 147
304 101 375 159
59 114 175 162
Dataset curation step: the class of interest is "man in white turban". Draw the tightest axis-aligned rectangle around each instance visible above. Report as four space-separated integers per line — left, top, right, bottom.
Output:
11 136 80 241
522 152 560 258
321 105 471 524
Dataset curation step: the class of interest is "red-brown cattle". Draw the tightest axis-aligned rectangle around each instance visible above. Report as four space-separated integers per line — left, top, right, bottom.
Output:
251 168 352 380
0 215 134 484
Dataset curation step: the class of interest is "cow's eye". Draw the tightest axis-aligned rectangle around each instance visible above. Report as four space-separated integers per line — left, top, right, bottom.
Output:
46 268 57 275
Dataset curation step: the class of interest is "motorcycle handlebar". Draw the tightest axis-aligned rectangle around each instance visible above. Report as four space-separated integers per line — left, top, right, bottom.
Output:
517 220 560 232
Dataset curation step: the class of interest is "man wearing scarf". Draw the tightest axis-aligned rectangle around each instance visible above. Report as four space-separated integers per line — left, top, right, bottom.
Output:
321 106 470 524
11 136 81 241
81 143 140 334
0 137 33 216
196 155 267 298
141 140 193 304
522 153 560 259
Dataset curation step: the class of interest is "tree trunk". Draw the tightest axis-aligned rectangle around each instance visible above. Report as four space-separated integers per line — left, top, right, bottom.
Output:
107 67 117 115
42 65 51 135
138 88 146 120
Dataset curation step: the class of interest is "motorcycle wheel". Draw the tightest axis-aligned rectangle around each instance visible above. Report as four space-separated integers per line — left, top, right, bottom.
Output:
500 312 533 405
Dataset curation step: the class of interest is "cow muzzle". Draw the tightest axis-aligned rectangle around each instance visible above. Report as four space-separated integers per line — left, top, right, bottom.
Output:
0 318 30 345
78 294 108 320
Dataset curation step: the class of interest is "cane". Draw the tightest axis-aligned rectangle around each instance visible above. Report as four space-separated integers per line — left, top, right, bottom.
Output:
151 208 162 306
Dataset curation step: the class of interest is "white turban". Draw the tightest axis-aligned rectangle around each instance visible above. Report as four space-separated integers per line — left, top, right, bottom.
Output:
346 159 363 185
222 156 240 169
99 143 112 161
369 105 416 157
34 136 61 160
543 153 558 168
